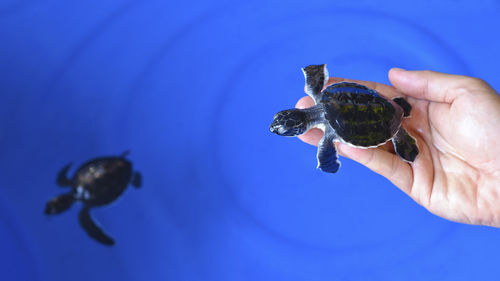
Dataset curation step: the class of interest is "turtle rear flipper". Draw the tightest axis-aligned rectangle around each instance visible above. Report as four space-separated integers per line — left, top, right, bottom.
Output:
132 171 142 188
316 133 340 173
392 97 412 117
302 64 329 103
57 163 73 187
79 206 115 246
392 128 419 162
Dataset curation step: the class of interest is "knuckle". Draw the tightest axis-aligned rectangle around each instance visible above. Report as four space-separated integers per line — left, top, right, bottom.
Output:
467 77 488 87
363 149 377 166
388 156 400 178
452 77 489 97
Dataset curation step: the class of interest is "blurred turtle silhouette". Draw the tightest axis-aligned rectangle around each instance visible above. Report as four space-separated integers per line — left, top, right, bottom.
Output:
45 151 142 246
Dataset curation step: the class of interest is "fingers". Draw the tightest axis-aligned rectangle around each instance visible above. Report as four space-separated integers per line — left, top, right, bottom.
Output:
296 96 323 146
297 128 323 146
388 68 483 103
336 143 414 194
295 96 314 109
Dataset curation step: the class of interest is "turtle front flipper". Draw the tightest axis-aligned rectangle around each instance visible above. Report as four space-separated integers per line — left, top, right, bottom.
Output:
131 171 142 188
317 132 341 173
392 128 419 162
57 163 73 187
79 206 115 246
302 64 329 103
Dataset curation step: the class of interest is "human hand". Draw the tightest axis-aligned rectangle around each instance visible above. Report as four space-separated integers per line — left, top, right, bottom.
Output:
296 69 500 227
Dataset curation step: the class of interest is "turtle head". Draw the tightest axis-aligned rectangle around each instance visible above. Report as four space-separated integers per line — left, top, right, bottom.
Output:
270 109 309 136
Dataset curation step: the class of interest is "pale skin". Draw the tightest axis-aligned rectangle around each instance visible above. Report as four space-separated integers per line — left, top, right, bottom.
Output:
296 68 500 227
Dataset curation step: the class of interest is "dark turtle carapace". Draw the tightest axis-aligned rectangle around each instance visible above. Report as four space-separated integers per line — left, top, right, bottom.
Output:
270 64 419 173
45 151 142 246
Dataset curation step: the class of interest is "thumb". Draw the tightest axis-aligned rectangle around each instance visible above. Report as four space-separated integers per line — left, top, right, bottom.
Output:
388 68 478 103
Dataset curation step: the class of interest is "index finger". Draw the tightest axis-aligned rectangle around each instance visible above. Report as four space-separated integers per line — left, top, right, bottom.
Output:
388 68 490 103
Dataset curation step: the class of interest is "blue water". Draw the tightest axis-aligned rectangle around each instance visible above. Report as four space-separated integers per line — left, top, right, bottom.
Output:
1 1 500 280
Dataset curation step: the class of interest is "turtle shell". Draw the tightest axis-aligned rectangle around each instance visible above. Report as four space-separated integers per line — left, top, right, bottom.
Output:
74 157 133 206
320 82 403 147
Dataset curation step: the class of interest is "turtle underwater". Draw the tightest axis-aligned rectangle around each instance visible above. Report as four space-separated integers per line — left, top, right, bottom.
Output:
269 64 419 173
45 151 142 246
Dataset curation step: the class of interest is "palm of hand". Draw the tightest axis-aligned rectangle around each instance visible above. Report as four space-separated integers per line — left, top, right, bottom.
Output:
407 81 500 226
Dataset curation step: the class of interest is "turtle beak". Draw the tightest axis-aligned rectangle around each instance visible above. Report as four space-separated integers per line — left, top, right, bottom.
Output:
270 121 292 136
269 121 278 134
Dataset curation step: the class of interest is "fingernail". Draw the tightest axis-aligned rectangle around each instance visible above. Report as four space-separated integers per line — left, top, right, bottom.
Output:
391 67 407 72
389 68 411 82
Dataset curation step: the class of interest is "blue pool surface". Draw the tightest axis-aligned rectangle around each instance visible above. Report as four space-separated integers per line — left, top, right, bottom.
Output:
1 1 500 280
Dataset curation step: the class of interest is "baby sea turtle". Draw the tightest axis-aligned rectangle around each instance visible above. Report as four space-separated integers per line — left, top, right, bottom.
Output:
269 64 419 173
45 151 142 246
